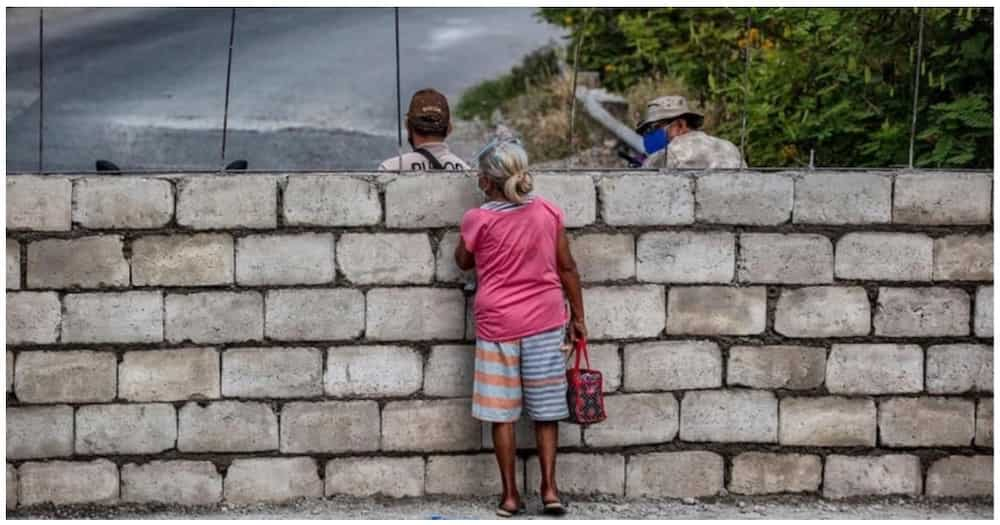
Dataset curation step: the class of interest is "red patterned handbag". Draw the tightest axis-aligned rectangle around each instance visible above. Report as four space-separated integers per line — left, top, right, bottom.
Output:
565 337 607 425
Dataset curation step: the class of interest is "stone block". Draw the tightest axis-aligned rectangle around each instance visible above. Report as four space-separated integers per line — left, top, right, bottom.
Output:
236 233 334 285
176 175 277 229
598 174 694 225
874 287 969 336
382 399 481 452
926 344 992 394
835 232 933 281
626 451 724 499
666 286 765 335
637 231 734 283
119 348 220 402
265 288 364 341
774 287 870 337
7 238 20 289
7 464 16 509
434 231 474 283
7 405 74 459
584 394 678 447
131 234 234 286
729 452 822 495
165 291 263 343
73 176 173 228
779 397 876 447
325 345 422 397
424 345 474 397
695 172 793 225
7 176 72 231
280 401 380 453
325 457 424 498
793 172 891 224
15 350 116 403
926 455 993 497
893 172 992 224
284 174 381 226
570 233 635 282
737 233 833 284
823 455 921 499
75 403 176 455
384 174 479 228
366 288 465 340
532 173 597 227
623 340 722 391
976 399 992 447
178 401 278 452
933 234 992 280
425 454 524 496
727 346 826 390
975 286 992 337
826 344 923 394
526 453 624 496
122 461 222 505
6 351 11 392
584 285 665 339
63 291 163 343
482 419 582 450
878 397 975 447
680 390 778 443
224 458 322 503
18 460 118 506
7 291 60 344
337 233 434 284
223 347 323 398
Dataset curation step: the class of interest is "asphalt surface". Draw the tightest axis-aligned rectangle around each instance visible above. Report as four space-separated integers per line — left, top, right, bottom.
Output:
6 7 563 171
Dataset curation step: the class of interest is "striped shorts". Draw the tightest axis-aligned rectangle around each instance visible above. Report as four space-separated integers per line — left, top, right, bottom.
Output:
471 326 570 423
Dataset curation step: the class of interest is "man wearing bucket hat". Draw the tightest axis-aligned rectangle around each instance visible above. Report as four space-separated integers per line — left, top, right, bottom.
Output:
636 95 745 169
379 88 470 171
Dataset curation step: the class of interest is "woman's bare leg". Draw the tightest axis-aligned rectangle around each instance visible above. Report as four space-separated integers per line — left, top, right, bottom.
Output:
534 420 560 503
492 422 521 511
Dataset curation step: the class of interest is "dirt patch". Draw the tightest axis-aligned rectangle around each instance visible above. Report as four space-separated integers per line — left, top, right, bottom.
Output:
9 494 992 520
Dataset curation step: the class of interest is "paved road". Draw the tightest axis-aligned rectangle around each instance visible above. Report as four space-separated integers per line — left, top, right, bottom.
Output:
6 7 563 171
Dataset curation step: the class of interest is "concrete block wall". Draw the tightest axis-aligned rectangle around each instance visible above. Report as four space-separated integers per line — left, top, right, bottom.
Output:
5 169 993 507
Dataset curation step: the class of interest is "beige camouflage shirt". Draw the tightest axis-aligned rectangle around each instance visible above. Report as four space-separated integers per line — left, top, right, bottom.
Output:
642 130 746 169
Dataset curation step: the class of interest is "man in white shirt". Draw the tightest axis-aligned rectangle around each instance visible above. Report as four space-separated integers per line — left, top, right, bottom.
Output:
379 88 470 171
637 95 746 169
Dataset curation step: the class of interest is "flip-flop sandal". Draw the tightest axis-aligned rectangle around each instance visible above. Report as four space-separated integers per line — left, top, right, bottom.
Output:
542 501 568 516
495 501 526 518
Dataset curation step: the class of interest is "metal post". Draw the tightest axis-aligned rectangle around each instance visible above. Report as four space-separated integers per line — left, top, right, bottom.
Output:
395 7 403 169
908 9 925 169
221 8 237 164
38 8 44 173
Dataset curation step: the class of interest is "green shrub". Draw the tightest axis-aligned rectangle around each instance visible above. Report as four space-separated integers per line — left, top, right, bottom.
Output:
538 7 993 168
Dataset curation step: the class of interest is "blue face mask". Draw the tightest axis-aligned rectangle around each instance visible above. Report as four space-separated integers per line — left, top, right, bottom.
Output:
643 127 669 155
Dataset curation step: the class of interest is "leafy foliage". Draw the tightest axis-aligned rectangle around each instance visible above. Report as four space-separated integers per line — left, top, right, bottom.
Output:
538 7 993 168
455 47 561 121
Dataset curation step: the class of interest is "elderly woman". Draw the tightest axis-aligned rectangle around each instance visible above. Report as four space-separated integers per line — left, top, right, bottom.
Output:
455 138 587 517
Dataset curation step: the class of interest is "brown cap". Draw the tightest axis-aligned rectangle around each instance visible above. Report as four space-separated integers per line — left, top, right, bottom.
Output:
406 88 450 136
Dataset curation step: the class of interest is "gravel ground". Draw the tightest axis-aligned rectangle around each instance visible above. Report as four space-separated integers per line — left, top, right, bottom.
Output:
9 494 993 520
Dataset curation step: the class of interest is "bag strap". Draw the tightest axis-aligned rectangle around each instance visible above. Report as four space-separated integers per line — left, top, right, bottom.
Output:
414 147 445 170
570 337 591 371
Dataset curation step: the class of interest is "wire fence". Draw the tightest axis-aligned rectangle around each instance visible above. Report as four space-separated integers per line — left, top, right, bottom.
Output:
7 8 992 173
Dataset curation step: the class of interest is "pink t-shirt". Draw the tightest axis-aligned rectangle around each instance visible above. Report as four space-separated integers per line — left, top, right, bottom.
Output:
460 196 568 342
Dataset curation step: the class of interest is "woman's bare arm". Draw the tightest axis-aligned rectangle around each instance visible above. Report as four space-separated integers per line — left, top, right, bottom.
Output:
454 235 475 271
556 229 587 342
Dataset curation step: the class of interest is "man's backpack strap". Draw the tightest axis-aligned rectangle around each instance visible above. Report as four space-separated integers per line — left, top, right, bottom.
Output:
413 147 445 170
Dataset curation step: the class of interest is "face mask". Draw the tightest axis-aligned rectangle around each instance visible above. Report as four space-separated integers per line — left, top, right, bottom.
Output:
643 127 669 155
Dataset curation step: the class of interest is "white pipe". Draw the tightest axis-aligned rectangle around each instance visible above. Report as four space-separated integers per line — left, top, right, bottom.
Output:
575 86 645 154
